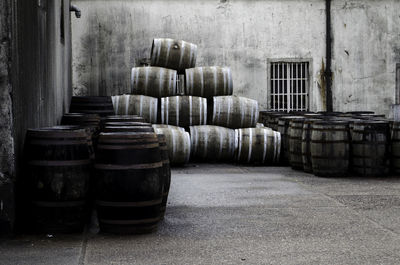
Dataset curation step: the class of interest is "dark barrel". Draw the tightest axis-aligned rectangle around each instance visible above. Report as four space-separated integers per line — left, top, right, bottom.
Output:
69 96 115 117
185 67 233 98
131 67 177 98
156 134 171 219
150 38 197 74
94 132 163 234
61 113 101 158
289 118 305 170
351 120 389 177
278 116 304 164
25 126 91 233
391 122 400 174
301 119 321 173
268 112 290 131
310 120 350 177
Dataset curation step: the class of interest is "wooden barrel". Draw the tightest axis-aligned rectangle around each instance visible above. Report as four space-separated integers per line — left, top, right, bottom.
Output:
153 128 191 165
94 132 163 234
235 128 281 164
25 126 91 233
267 112 290 131
104 115 146 123
301 119 322 173
212 96 259 129
69 96 115 117
351 121 389 177
61 113 101 156
310 121 350 177
156 134 171 219
391 122 400 174
278 116 304 164
289 118 305 170
61 113 101 130
150 38 197 73
185 67 233 98
102 121 153 133
111 95 158 123
189 125 236 162
152 124 186 132
131 67 177 98
161 96 207 129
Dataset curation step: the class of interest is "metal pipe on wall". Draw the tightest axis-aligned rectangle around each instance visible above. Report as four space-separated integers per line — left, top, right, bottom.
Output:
325 0 333 112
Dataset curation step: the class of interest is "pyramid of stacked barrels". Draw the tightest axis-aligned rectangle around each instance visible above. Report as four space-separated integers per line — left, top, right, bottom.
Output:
23 38 281 235
259 110 400 177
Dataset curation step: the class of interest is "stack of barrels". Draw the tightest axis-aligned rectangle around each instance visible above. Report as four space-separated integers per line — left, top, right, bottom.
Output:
110 38 279 165
25 109 171 234
260 111 395 178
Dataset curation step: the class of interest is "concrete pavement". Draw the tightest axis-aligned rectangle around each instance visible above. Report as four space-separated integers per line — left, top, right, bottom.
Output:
1 164 400 264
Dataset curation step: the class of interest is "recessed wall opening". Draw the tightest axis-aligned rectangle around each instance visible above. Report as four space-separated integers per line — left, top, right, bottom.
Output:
269 61 310 112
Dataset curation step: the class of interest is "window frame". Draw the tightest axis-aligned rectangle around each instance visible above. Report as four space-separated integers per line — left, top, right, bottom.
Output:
267 58 313 112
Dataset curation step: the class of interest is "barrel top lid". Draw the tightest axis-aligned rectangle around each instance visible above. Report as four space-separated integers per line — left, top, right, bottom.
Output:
106 115 141 119
346 111 375 114
313 120 349 125
279 116 304 121
303 118 323 123
72 96 111 100
99 131 157 138
64 113 101 118
104 122 152 127
353 120 389 125
28 125 84 131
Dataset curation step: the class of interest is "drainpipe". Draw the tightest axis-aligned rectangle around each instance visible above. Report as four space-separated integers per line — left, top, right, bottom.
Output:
325 0 333 112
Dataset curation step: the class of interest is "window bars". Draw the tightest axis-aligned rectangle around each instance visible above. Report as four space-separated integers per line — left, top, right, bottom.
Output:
270 62 309 112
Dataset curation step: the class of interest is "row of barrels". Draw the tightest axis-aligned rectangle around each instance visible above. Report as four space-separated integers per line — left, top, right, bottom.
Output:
24 114 172 234
153 125 281 165
260 111 399 177
112 95 259 129
131 66 233 98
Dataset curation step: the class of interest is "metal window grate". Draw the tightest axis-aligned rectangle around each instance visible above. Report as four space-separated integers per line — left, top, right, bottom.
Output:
270 62 309 112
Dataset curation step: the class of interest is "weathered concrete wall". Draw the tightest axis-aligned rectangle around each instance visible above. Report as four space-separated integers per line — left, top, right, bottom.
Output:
0 0 73 233
331 0 400 115
71 0 326 111
0 0 15 233
71 0 400 116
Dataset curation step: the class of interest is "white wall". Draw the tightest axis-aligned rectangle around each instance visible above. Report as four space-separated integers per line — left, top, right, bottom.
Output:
71 0 400 116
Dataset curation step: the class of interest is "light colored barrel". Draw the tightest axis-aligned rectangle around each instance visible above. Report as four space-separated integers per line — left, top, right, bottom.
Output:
111 95 158 123
161 96 207 129
150 38 197 73
185 67 233 98
351 121 389 177
131 67 177 98
289 118 305 170
189 125 236 161
154 127 191 165
311 121 350 177
152 124 186 132
212 96 259 129
235 128 281 164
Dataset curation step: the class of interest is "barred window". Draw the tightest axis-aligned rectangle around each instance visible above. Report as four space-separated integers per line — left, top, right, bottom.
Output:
270 62 309 112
